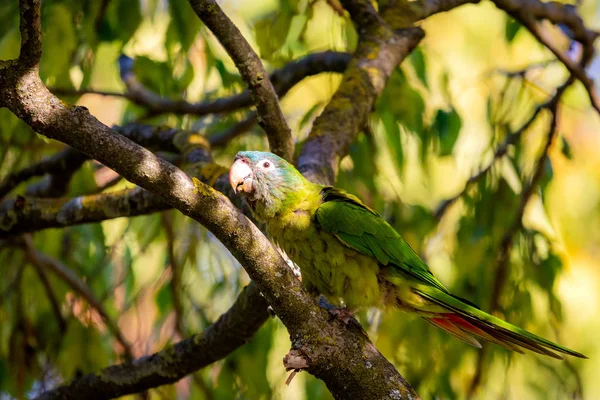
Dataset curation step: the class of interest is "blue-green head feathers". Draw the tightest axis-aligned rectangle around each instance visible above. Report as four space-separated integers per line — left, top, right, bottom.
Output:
230 151 309 217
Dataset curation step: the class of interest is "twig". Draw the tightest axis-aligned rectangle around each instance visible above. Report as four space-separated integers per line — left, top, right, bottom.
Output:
468 75 572 397
207 112 258 147
0 148 89 200
523 18 600 114
21 236 134 360
53 51 350 119
188 0 294 159
493 0 600 115
490 89 561 312
161 212 185 336
25 237 68 333
0 263 25 309
434 87 560 220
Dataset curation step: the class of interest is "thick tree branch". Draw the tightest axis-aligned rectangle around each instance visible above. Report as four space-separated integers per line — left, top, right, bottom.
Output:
377 0 480 31
0 124 246 238
412 0 481 20
187 0 293 159
34 282 269 400
0 123 198 201
298 0 424 184
2 0 528 398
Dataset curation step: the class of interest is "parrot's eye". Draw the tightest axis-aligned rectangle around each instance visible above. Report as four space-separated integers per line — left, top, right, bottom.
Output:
256 158 274 170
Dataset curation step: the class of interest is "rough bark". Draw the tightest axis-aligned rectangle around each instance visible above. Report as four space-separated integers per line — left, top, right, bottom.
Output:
297 0 424 184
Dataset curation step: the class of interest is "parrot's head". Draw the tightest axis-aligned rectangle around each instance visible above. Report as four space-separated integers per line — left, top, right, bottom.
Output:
229 151 306 217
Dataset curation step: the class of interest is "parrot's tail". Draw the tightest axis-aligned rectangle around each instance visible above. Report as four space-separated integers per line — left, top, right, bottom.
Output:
416 287 587 359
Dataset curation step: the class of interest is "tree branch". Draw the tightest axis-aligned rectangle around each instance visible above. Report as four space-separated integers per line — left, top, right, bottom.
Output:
0 123 190 201
17 0 42 68
34 282 269 400
61 51 350 118
161 211 186 337
492 0 597 45
0 125 243 238
468 72 578 397
2 0 423 398
0 148 89 200
298 0 424 184
433 105 543 219
435 0 599 219
207 112 258 147
21 235 135 360
493 0 600 114
1 0 506 398
0 187 168 238
24 237 68 334
187 0 293 159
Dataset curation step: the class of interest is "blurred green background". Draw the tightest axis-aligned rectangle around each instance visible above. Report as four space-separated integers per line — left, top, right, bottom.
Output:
1 0 599 398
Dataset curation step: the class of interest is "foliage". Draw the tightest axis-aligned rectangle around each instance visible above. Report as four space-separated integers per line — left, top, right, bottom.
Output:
1 0 599 399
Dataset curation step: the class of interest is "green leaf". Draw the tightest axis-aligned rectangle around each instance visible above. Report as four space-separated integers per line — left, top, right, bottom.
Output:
103 0 142 43
539 158 553 191
40 4 77 86
410 47 428 87
505 17 521 43
155 282 173 317
299 102 323 130
167 0 201 51
561 136 573 159
254 11 294 62
382 111 403 171
57 320 111 378
433 107 462 156
378 70 425 133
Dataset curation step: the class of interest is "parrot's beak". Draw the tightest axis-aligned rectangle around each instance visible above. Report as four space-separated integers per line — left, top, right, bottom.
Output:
229 158 253 194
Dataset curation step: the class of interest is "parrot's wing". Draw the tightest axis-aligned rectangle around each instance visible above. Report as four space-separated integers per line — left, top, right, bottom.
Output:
315 187 449 293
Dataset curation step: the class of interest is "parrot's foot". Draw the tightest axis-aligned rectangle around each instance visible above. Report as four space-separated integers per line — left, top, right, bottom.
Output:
327 307 357 325
316 295 360 326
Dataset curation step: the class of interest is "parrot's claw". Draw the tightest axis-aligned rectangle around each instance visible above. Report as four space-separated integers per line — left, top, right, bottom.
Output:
316 295 359 325
327 307 357 325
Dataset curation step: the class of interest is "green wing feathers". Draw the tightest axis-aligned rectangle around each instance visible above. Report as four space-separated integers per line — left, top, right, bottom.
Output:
315 187 449 293
315 187 586 359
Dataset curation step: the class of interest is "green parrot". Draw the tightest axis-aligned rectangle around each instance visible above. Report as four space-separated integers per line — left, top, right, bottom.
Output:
229 151 586 359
